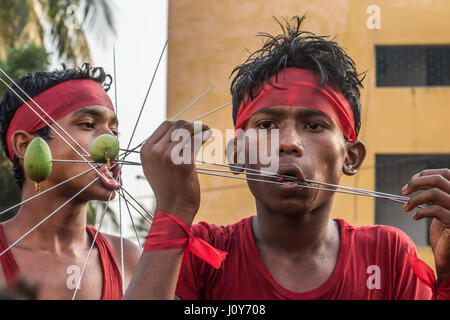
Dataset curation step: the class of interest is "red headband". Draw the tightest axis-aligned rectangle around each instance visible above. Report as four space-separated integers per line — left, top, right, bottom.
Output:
234 68 356 141
6 79 114 160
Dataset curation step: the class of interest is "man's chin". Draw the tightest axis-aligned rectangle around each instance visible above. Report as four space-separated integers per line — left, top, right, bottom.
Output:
74 180 118 203
255 195 311 215
91 182 118 200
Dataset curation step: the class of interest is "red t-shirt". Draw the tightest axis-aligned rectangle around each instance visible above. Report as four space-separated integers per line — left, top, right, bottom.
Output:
176 216 433 300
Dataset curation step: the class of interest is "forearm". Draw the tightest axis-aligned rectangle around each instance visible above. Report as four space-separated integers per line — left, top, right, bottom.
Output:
123 249 184 300
437 269 450 285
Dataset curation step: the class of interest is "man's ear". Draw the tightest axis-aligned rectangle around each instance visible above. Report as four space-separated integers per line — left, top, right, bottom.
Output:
225 138 245 175
11 130 36 161
342 139 366 176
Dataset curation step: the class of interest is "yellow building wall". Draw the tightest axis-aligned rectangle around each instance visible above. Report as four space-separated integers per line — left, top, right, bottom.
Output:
167 0 450 270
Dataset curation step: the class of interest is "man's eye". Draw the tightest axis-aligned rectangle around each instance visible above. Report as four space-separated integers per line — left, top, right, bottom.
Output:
305 121 324 131
80 122 95 129
257 120 277 130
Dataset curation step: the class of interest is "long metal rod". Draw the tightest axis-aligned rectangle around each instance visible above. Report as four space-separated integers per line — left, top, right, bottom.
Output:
0 165 99 217
118 181 125 293
118 188 143 250
120 186 154 220
196 169 410 206
169 86 216 121
72 190 114 300
112 45 125 293
51 159 140 166
119 92 223 160
117 187 153 225
113 45 119 116
0 177 99 257
196 160 409 201
190 102 231 122
124 32 170 154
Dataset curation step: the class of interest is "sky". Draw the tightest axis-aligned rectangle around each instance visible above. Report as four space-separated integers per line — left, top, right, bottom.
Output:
94 0 168 238
51 0 169 240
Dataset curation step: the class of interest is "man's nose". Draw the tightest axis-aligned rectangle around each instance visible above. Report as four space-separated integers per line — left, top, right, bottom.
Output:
279 127 303 157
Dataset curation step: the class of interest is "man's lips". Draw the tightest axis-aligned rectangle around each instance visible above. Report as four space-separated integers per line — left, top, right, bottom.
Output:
276 164 306 182
97 163 121 190
272 164 310 190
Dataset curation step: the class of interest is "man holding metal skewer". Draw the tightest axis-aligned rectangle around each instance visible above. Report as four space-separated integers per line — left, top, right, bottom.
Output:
126 16 450 300
0 64 141 299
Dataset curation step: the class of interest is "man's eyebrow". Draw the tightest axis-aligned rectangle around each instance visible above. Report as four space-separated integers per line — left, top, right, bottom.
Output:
294 107 332 119
72 107 119 125
252 108 285 117
252 107 331 118
72 107 103 118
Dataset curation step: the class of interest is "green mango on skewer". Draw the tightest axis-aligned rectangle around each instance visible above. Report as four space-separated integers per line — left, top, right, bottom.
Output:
90 134 119 168
24 137 52 192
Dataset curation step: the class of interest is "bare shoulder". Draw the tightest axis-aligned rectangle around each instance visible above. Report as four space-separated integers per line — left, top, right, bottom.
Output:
101 232 142 289
102 233 142 267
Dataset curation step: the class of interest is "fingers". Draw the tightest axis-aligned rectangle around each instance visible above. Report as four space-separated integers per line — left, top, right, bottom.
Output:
157 120 209 147
143 120 173 146
412 205 450 226
402 172 450 196
410 168 450 181
404 188 450 212
402 169 450 223
141 120 211 166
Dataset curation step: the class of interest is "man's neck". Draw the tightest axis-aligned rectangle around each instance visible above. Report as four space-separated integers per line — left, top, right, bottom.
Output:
4 186 89 253
252 198 339 259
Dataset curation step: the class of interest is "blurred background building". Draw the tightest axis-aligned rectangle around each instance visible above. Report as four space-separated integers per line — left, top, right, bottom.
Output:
166 0 450 269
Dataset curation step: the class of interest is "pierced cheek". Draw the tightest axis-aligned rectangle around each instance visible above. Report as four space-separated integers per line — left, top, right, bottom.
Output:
313 150 342 184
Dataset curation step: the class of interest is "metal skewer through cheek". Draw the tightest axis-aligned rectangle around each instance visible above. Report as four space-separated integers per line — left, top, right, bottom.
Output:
71 155 411 206
195 168 410 205
196 160 410 202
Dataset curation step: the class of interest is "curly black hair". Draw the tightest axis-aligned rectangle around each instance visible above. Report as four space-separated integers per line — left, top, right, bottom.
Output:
0 63 112 188
230 15 365 138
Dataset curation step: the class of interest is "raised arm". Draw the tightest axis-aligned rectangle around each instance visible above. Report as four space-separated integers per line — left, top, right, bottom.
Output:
123 120 210 300
402 168 450 299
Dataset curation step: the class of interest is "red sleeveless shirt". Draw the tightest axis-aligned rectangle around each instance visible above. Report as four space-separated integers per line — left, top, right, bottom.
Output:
0 224 123 300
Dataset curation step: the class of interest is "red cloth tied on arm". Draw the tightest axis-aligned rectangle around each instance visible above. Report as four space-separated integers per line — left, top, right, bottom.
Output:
407 250 450 300
6 79 114 160
235 68 356 141
144 211 227 270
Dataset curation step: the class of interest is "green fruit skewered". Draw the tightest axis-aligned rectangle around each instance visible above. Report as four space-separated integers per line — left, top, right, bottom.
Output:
90 134 119 168
24 137 52 192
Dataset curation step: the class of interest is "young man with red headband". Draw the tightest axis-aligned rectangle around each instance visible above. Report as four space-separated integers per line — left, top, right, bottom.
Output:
0 64 141 299
125 16 450 299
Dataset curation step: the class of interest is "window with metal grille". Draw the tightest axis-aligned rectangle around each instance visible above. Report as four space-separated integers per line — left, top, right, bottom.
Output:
376 45 450 87
375 154 450 246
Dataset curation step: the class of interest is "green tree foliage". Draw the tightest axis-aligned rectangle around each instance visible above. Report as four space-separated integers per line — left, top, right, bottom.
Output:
0 45 49 97
0 150 21 222
0 0 116 65
0 45 49 222
87 200 119 231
